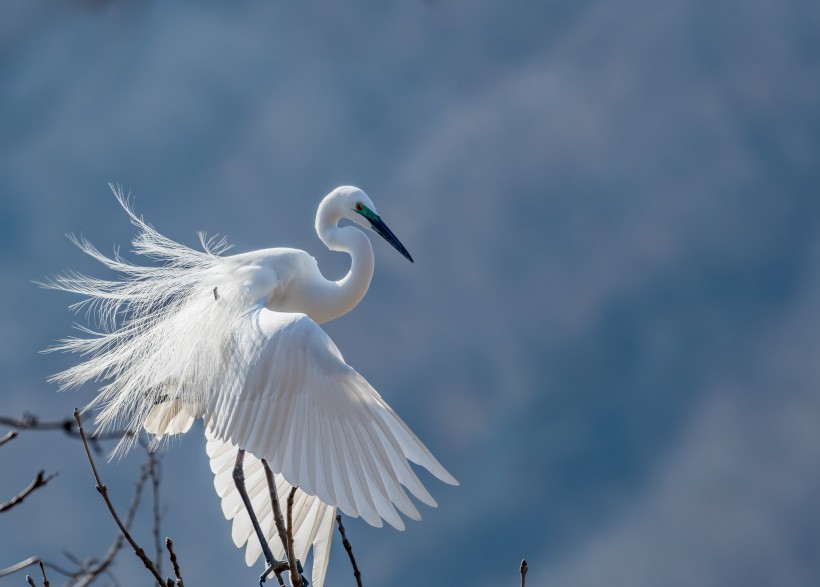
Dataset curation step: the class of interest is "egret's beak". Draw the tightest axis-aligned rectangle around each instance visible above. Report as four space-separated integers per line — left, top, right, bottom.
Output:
368 215 414 263
362 215 413 263
354 203 414 262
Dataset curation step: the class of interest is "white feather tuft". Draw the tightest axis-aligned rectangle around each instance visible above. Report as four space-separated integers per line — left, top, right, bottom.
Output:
40 185 259 456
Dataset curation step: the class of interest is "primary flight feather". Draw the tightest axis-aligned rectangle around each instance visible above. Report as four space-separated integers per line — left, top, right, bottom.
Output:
45 184 457 587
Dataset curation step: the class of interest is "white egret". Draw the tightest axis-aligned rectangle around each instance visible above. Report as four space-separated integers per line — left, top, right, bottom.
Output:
45 184 457 587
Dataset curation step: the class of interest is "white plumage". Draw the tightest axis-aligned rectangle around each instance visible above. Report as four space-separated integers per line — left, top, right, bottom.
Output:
206 430 336 587
45 184 457 587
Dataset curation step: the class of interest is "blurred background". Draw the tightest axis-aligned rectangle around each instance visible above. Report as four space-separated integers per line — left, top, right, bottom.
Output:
2 0 820 585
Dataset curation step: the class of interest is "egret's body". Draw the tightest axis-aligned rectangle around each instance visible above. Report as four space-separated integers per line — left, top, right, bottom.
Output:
46 185 456 587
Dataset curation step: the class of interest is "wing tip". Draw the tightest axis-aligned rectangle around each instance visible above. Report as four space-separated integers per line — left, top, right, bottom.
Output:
443 475 460 487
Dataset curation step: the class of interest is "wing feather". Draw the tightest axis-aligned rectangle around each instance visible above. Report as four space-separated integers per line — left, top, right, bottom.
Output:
348 418 404 529
206 431 336 587
203 308 457 584
310 505 335 587
324 408 356 515
204 308 457 529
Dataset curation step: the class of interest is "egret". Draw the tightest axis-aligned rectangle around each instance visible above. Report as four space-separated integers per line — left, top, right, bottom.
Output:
44 184 457 587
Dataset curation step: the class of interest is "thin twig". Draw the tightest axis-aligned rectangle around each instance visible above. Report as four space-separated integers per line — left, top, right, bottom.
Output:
261 459 289 587
0 414 71 432
0 414 128 441
73 409 166 586
286 487 302 587
149 453 163 577
0 413 131 457
0 429 17 447
0 470 57 513
38 562 79 580
0 558 39 580
25 574 36 587
336 515 362 587
520 559 528 587
0 558 79 582
38 561 49 587
165 538 184 587
74 457 153 587
262 461 288 549
41 562 75 580
58 550 93 577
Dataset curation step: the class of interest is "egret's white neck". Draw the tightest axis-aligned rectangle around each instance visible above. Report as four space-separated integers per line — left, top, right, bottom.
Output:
315 206 374 323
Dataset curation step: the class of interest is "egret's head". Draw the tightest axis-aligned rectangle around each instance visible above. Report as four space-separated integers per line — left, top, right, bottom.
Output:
330 186 414 263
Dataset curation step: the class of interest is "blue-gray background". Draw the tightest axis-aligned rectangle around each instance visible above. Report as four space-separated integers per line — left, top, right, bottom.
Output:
2 1 820 585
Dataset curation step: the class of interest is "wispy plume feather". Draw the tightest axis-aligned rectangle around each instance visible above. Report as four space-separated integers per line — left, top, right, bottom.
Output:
40 184 253 456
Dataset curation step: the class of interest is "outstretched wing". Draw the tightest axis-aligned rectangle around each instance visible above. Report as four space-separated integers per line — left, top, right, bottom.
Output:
205 430 335 587
203 308 458 530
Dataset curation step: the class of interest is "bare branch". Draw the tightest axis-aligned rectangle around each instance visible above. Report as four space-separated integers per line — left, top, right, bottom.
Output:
0 414 127 440
336 515 362 587
38 561 49 587
520 559 528 587
0 430 17 447
0 414 65 431
0 556 86 582
0 470 57 514
286 487 302 587
25 574 36 587
261 459 289 587
0 413 131 457
165 538 184 587
36 560 77 580
150 453 163 577
0 557 39 579
73 409 166 586
74 456 153 587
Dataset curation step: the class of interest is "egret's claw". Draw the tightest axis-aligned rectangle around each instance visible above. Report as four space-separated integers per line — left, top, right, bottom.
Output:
259 560 289 586
296 559 309 586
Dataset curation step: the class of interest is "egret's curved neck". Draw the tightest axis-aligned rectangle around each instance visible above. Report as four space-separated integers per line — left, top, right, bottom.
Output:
316 206 374 323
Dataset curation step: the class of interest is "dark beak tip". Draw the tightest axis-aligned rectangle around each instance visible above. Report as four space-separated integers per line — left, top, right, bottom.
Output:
372 217 414 264
399 246 414 263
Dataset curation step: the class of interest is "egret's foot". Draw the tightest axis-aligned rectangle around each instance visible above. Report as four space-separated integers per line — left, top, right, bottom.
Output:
234 449 288 586
296 559 309 587
259 560 289 586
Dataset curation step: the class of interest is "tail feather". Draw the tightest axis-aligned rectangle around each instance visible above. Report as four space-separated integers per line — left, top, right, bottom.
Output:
143 399 196 438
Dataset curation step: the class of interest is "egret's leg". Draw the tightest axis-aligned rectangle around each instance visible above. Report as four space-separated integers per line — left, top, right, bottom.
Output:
232 449 288 586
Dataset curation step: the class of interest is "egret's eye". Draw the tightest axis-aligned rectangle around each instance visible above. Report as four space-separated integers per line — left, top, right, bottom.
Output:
355 202 363 212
